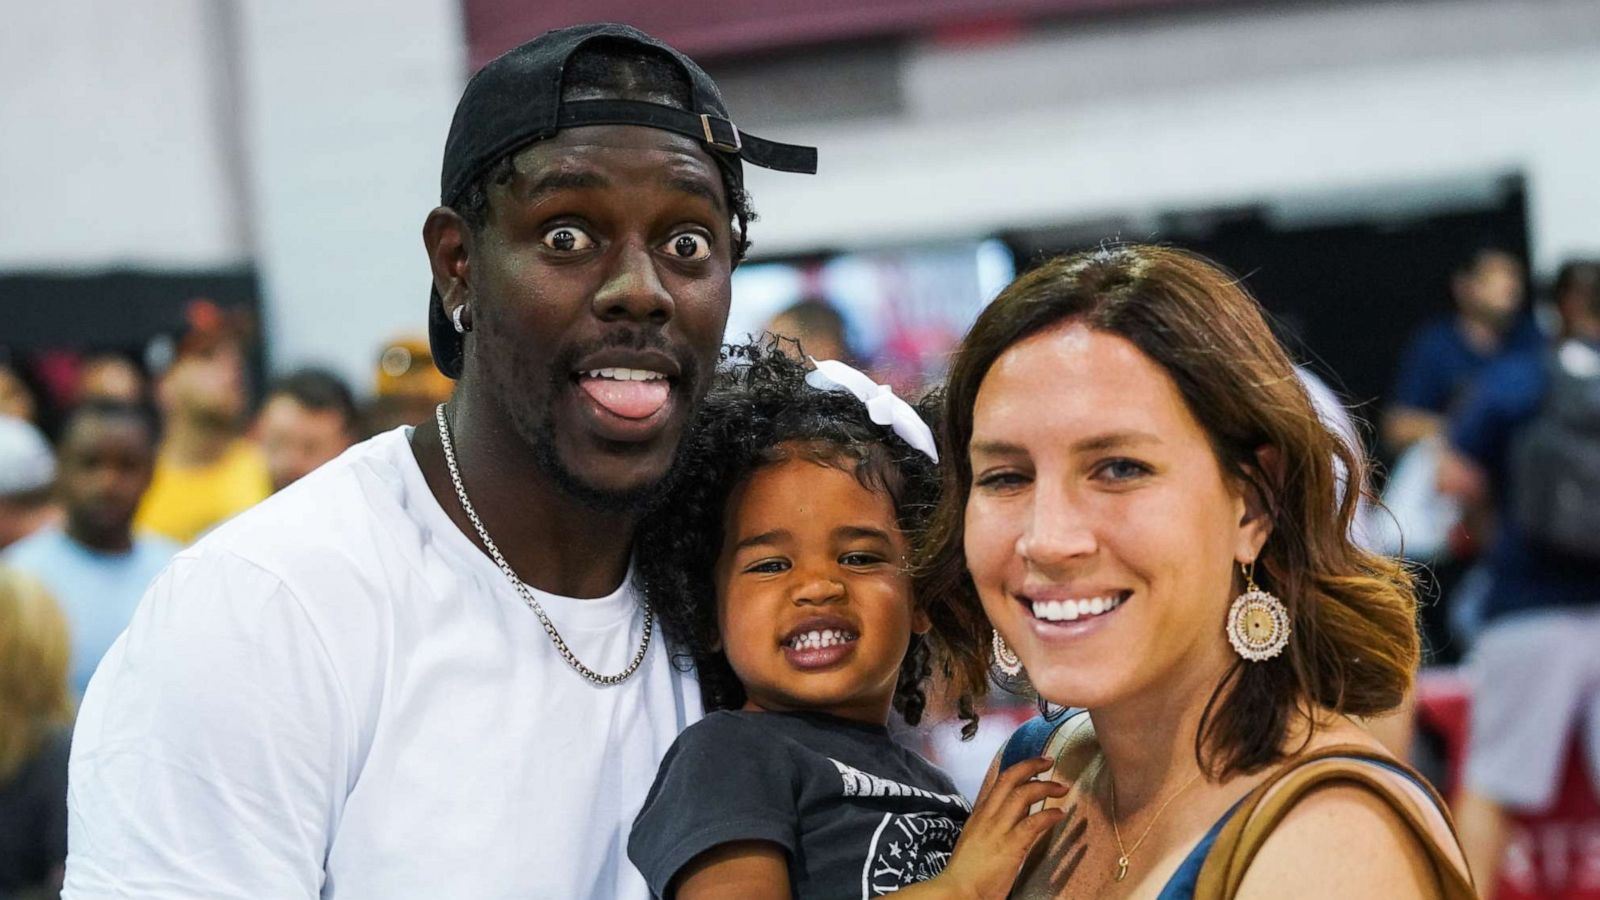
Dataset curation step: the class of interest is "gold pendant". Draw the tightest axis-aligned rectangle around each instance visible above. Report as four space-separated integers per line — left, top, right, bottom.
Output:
1116 856 1129 882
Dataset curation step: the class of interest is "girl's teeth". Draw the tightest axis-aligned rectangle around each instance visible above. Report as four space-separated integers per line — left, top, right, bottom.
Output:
786 629 859 650
1030 595 1123 622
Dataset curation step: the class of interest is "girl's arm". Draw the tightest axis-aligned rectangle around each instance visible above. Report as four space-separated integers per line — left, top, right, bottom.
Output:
672 841 790 900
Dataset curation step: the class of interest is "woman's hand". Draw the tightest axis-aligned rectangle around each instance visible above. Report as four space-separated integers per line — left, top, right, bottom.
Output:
901 756 1069 900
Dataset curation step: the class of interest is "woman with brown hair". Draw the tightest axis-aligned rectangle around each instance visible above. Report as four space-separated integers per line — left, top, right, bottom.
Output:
920 245 1475 898
0 565 74 897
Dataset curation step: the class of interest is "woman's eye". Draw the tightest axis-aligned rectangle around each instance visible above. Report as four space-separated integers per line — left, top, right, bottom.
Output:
974 470 1030 491
665 232 711 261
1097 458 1152 481
541 226 595 252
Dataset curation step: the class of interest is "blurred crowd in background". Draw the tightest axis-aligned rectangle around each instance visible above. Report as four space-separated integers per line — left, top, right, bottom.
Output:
4 1 1600 897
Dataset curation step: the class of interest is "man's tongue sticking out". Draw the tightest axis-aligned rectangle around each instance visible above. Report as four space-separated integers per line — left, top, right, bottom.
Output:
579 375 670 420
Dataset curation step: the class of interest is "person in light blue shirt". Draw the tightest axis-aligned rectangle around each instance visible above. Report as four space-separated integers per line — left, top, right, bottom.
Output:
5 401 177 696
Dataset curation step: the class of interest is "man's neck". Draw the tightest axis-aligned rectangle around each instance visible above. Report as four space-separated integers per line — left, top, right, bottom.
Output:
410 397 637 599
66 519 134 555
162 415 236 468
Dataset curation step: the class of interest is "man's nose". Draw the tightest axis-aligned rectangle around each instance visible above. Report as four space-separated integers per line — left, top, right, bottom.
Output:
592 241 674 324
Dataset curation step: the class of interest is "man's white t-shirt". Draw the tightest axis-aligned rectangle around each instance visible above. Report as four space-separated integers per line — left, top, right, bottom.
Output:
65 427 701 899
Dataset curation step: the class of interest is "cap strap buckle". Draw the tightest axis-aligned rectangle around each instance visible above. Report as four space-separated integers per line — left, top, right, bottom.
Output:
700 114 742 153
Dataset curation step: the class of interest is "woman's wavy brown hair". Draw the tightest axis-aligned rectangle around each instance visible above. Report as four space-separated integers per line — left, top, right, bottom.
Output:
919 244 1419 775
0 566 73 784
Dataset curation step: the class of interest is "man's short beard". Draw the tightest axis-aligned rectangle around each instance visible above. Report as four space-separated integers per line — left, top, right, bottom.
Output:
524 405 691 514
482 318 704 515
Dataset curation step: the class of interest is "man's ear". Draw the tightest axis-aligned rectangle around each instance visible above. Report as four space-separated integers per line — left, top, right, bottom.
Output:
1236 444 1282 563
423 206 472 306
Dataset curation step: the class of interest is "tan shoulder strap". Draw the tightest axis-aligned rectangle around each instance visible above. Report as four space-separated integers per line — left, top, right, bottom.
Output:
1042 711 1098 783
1193 745 1475 900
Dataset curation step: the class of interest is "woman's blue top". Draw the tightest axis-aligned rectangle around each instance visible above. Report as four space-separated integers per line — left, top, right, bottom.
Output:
999 714 1434 900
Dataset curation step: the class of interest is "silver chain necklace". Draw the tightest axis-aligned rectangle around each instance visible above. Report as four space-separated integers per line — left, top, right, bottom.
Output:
434 403 653 686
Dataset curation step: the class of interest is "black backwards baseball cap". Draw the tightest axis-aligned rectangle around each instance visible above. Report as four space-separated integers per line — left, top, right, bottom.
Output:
427 22 819 379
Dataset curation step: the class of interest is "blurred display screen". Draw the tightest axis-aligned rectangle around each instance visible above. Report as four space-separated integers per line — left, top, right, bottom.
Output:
728 240 1014 392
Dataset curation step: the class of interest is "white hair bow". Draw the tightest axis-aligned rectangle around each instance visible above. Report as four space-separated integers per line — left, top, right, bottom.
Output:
804 358 940 463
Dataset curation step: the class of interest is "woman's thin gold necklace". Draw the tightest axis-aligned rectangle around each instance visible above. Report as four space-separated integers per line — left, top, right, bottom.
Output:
1103 762 1205 882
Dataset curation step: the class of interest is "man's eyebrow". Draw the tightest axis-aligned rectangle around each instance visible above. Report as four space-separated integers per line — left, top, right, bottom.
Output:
520 169 609 201
665 173 726 213
733 529 787 552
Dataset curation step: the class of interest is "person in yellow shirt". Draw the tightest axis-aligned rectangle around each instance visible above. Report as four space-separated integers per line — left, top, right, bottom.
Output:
135 302 270 544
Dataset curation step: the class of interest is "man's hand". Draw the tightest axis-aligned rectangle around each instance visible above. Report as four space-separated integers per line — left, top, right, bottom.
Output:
1382 408 1444 454
1435 446 1488 505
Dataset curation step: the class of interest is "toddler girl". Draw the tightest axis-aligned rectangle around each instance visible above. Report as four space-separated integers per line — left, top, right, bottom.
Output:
628 342 1064 899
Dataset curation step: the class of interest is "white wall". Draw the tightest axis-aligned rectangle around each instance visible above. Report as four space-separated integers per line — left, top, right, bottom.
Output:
741 0 1600 273
0 0 248 269
232 0 464 387
0 0 464 392
5 0 1598 383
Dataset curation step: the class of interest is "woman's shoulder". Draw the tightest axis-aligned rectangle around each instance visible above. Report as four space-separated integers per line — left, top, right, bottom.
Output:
1230 720 1469 898
1231 775 1453 899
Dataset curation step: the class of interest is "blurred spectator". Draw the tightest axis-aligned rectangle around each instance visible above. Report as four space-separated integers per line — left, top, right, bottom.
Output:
134 304 271 544
1373 244 1544 664
5 402 177 697
0 362 37 423
765 297 855 364
0 566 73 897
1298 366 1419 758
363 334 453 436
76 354 147 407
255 368 360 492
0 418 61 551
1383 244 1542 453
1444 258 1600 888
1552 259 1600 341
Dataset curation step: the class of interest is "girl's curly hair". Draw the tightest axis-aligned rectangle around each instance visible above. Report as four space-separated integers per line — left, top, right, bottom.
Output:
635 338 980 733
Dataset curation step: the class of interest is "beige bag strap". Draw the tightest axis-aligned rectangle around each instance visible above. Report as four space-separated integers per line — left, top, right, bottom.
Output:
1193 745 1475 900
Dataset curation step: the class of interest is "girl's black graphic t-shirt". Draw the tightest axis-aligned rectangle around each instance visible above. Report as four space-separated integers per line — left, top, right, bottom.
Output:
628 710 971 899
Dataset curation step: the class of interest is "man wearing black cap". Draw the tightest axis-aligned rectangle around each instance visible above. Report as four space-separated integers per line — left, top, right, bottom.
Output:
65 24 815 899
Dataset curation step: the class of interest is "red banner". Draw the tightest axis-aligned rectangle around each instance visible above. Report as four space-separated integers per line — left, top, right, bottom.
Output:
464 0 1228 67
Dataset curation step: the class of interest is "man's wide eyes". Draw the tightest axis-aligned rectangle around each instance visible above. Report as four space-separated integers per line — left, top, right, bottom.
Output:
541 226 595 252
537 227 711 260
666 233 711 261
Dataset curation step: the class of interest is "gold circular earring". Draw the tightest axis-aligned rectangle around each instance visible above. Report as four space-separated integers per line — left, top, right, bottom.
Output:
992 629 1024 676
1227 561 1290 662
